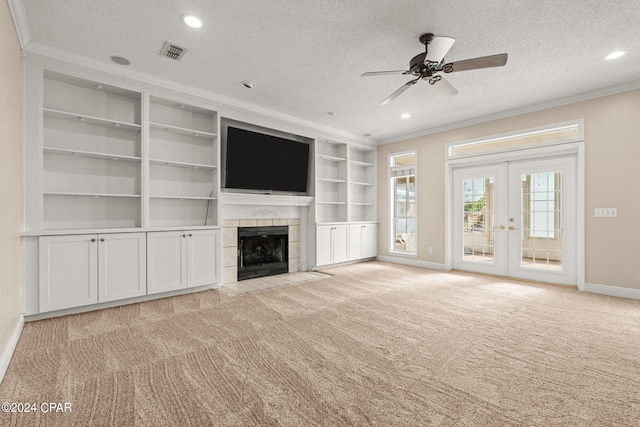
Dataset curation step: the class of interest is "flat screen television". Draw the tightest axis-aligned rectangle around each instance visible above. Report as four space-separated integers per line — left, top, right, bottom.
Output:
224 127 310 193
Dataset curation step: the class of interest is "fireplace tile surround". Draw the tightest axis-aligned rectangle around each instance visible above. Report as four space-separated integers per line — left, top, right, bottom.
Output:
223 218 301 284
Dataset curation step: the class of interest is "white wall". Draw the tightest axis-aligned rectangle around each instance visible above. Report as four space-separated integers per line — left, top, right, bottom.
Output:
0 0 23 381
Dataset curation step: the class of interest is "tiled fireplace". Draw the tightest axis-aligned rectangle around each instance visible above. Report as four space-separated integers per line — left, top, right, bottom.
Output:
220 192 312 284
223 218 300 284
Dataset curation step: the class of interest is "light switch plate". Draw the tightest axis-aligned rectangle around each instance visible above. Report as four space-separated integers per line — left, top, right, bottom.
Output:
595 208 617 217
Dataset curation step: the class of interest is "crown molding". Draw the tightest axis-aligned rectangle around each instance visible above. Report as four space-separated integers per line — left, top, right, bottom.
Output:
6 0 30 48
22 41 377 147
378 78 640 145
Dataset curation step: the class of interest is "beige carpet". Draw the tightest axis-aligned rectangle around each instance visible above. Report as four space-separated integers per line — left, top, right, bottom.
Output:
2 261 640 426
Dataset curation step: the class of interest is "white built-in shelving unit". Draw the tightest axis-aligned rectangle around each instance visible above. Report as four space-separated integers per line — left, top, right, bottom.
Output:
148 96 219 228
22 64 221 318
312 139 377 267
314 140 376 224
40 70 143 230
315 140 348 223
349 145 376 222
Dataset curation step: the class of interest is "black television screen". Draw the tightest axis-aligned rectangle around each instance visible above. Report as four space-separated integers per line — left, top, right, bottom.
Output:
225 127 310 193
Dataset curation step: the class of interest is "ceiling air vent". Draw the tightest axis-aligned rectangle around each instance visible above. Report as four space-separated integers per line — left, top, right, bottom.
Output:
159 41 188 61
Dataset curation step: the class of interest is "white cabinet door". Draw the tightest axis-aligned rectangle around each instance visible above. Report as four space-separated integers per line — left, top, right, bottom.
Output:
98 232 147 303
147 231 188 294
39 234 98 312
188 230 219 288
316 226 333 266
361 224 378 259
349 225 363 260
332 225 350 264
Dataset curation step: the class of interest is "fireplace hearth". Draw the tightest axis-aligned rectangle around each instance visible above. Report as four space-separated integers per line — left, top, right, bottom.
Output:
237 226 288 281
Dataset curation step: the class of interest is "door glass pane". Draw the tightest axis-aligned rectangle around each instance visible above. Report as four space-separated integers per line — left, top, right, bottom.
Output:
520 172 562 271
462 177 494 263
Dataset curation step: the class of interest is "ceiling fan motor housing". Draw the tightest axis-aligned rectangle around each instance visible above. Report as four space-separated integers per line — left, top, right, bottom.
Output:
410 53 436 77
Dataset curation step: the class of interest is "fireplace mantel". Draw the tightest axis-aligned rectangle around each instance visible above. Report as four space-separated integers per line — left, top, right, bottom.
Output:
220 192 313 207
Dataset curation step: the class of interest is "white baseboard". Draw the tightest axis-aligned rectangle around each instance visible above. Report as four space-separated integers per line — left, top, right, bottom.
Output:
584 283 640 301
0 315 24 385
376 255 447 271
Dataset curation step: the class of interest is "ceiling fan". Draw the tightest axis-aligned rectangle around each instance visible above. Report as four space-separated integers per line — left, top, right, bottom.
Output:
361 33 508 105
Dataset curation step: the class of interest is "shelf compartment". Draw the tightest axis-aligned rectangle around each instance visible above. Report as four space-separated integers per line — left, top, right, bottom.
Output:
44 147 141 162
317 177 347 184
351 181 374 186
44 192 141 198
350 203 376 222
43 153 141 196
43 193 141 230
44 108 141 132
351 160 374 167
149 164 216 199
149 128 216 167
150 196 217 201
149 197 217 228
43 71 141 127
316 202 348 223
149 96 216 135
317 154 346 162
150 122 217 139
149 158 217 170
43 116 141 158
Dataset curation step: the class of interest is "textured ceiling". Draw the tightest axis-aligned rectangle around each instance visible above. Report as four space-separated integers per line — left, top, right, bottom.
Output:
20 0 640 142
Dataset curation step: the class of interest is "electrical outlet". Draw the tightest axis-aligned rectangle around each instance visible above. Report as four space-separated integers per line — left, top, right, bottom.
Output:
428 247 433 254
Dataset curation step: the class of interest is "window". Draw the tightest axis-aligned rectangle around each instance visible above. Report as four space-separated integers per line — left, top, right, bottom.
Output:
446 121 582 159
390 152 416 254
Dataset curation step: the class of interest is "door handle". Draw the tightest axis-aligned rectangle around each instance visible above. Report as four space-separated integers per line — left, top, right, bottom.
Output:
494 225 505 230
509 226 518 231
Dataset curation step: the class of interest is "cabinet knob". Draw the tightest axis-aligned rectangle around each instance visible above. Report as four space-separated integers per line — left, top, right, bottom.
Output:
100 238 105 242
90 238 96 242
189 233 193 237
182 234 187 237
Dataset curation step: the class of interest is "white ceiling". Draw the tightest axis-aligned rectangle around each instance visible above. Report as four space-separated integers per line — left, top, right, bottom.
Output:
18 0 640 142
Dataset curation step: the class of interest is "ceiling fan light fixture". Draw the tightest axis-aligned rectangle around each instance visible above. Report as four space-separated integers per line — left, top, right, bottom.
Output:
182 14 203 29
605 50 626 60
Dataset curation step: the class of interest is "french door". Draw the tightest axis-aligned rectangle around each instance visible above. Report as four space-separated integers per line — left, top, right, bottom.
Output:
452 156 576 285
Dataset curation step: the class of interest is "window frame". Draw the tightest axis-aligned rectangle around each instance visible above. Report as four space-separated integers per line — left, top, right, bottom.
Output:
389 150 418 256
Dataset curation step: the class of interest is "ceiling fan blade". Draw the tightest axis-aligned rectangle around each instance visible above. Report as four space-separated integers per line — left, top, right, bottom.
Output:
424 36 455 65
430 76 458 98
361 70 411 77
380 78 420 105
443 53 508 73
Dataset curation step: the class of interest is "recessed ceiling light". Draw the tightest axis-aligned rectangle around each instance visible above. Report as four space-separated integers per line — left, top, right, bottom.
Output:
240 80 255 89
181 14 203 29
363 133 372 137
400 113 411 119
327 111 338 116
110 56 130 65
605 50 626 60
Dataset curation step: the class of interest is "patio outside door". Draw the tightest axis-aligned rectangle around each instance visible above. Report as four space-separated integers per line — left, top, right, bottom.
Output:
452 156 576 286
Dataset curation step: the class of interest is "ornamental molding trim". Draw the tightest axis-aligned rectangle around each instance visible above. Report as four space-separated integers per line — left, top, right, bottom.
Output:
251 209 278 217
